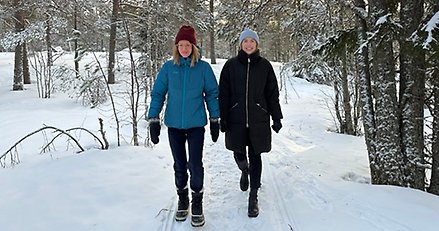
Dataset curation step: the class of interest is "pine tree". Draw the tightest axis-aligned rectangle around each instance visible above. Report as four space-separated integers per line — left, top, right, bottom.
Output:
399 0 425 189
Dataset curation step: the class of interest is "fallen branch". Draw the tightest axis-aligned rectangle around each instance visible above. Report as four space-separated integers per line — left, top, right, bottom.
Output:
1 126 85 168
43 126 106 151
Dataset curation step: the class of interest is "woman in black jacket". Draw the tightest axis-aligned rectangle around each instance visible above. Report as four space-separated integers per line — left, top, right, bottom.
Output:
219 28 283 218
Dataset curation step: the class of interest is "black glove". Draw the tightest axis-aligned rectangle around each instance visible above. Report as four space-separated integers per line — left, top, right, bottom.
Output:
210 118 220 142
149 119 161 144
271 120 282 133
220 119 227 133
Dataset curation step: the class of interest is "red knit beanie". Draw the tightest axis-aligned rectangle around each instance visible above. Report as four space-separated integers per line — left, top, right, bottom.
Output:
175 25 196 45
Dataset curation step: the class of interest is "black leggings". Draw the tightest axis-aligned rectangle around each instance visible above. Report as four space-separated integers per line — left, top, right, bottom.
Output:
233 139 262 190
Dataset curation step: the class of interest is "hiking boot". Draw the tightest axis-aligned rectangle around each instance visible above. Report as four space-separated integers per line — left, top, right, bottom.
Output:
191 191 205 227
248 188 259 217
175 188 189 221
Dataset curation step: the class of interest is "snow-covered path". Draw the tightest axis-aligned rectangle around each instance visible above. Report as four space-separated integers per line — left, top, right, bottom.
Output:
153 134 305 231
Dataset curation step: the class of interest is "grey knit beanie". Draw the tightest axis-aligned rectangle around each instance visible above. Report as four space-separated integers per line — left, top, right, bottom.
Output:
239 28 259 44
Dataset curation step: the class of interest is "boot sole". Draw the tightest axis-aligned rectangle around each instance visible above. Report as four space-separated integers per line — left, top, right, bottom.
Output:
191 214 205 227
248 212 259 218
175 210 189 221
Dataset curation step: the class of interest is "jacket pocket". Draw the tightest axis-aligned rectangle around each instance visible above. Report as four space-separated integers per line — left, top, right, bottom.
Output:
230 102 239 111
256 103 268 113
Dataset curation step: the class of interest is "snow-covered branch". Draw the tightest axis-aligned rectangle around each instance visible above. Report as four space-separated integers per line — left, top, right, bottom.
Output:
421 11 439 49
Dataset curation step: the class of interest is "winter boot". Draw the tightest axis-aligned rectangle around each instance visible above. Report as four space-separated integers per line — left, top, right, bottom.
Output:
240 168 249 191
248 188 259 218
175 188 189 221
191 191 205 227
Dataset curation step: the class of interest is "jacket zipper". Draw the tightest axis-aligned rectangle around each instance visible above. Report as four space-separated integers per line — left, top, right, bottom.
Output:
181 65 188 128
246 57 250 128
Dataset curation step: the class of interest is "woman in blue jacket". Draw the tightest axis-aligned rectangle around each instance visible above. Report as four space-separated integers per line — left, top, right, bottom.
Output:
147 25 219 227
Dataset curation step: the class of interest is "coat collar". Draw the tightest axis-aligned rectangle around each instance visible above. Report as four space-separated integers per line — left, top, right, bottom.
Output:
179 56 191 66
237 49 261 64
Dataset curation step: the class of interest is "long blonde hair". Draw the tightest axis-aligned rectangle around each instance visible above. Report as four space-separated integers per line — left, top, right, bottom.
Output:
172 44 200 67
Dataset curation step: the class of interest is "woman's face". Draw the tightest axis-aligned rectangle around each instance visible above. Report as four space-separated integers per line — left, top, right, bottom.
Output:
177 40 192 58
241 38 257 55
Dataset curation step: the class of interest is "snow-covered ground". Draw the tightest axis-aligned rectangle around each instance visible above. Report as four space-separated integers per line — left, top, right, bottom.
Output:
1 51 439 231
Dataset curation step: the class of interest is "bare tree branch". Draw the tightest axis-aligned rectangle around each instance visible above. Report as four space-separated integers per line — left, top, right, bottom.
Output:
1 126 85 168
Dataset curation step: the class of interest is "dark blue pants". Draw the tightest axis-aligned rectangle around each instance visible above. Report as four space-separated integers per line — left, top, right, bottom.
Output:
168 127 205 193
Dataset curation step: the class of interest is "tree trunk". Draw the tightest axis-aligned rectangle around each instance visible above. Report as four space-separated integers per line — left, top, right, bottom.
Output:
353 57 361 134
74 4 80 79
333 75 344 132
22 41 30 84
427 1 439 195
44 12 53 98
341 45 354 135
108 0 119 84
123 17 139 146
354 0 378 183
369 0 404 186
46 12 53 67
399 0 425 189
13 0 24 91
13 44 23 90
430 58 439 194
209 0 216 64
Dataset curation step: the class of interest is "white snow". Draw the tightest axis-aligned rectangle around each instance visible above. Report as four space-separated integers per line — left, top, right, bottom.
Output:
1 51 439 231
375 14 391 26
422 11 439 49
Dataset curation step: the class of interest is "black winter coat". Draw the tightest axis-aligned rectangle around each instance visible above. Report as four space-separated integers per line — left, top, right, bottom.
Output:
219 49 283 154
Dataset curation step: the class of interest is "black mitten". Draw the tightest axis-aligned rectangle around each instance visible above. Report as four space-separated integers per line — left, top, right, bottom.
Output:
210 118 220 142
149 119 161 144
271 120 282 133
220 119 227 133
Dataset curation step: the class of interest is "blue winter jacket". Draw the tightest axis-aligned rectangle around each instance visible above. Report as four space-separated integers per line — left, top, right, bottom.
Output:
147 57 220 129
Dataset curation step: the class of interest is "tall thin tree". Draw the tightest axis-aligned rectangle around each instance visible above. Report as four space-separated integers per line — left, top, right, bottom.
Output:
209 0 216 64
108 0 120 84
73 2 80 79
12 0 24 91
22 41 30 84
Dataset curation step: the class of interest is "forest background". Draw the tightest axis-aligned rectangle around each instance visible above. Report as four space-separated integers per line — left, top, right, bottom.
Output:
1 0 439 195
